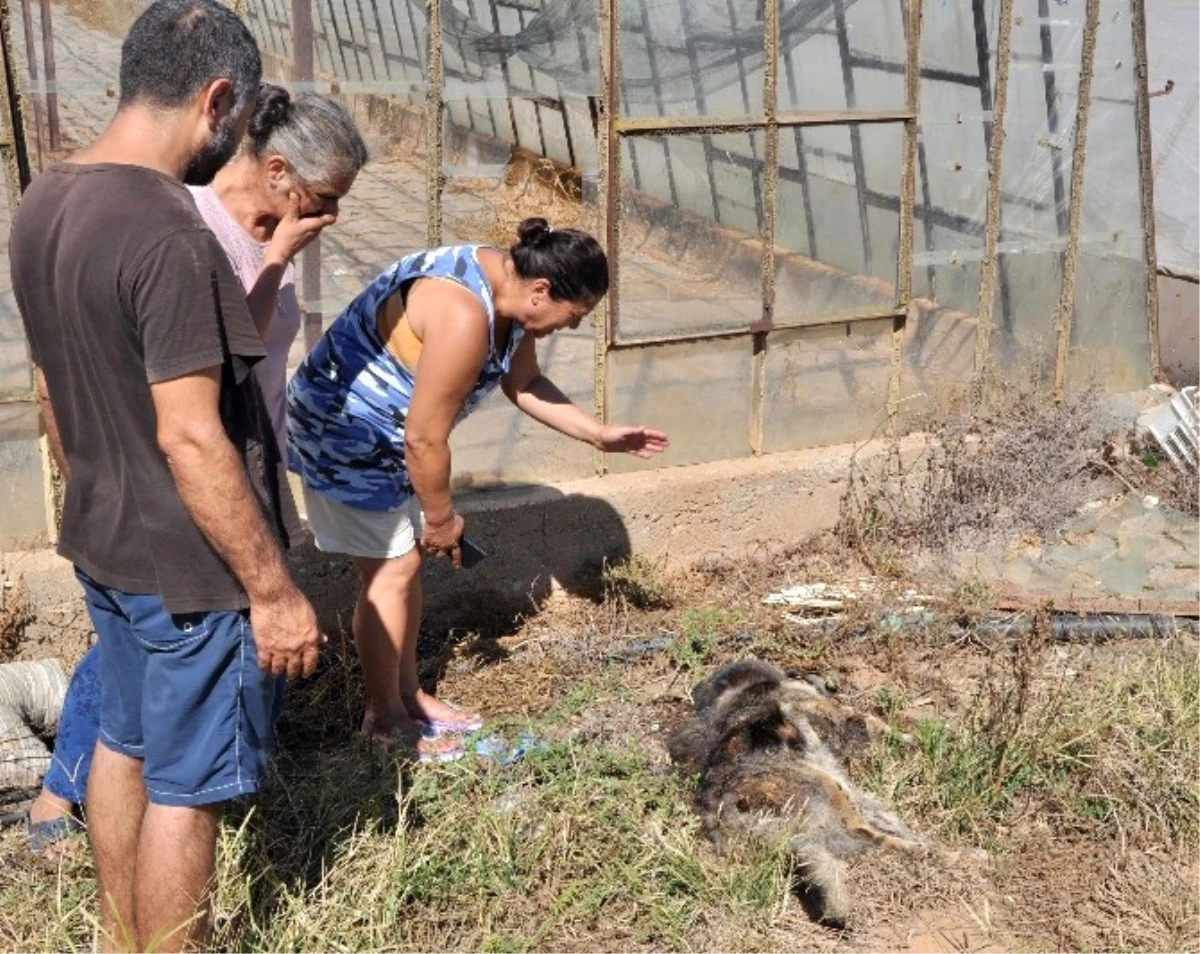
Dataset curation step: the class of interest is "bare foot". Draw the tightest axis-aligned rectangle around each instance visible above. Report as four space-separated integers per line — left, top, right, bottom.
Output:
402 688 482 728
27 790 81 862
361 710 463 761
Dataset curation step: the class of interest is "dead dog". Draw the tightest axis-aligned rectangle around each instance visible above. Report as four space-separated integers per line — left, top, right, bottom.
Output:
668 659 926 927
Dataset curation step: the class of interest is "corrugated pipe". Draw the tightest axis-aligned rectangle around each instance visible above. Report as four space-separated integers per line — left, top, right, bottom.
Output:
0 659 67 789
968 613 1199 642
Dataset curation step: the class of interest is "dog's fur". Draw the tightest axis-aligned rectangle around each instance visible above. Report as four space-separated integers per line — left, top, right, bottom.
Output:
668 659 926 927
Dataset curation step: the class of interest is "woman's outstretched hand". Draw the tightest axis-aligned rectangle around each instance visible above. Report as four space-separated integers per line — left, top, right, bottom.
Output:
595 424 670 459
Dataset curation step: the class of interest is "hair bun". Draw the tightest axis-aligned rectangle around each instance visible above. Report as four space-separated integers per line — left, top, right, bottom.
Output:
248 83 293 144
516 216 552 248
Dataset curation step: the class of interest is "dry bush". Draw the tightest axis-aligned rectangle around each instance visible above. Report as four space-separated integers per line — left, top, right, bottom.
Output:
1153 461 1200 516
1128 432 1200 523
839 377 1103 562
0 568 32 663
1103 430 1200 517
602 555 675 611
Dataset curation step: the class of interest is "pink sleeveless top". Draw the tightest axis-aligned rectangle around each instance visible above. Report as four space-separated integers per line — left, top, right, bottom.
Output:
188 185 302 454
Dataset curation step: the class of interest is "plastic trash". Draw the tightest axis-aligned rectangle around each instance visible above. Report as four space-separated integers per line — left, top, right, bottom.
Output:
469 731 547 767
1143 385 1198 473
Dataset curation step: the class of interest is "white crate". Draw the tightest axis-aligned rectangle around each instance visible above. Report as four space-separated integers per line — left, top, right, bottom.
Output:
1144 386 1199 473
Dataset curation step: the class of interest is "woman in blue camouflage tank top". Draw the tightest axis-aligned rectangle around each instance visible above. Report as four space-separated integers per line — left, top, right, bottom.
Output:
287 218 669 760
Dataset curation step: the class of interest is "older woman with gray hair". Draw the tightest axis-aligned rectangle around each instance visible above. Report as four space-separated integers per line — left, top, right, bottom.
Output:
191 82 369 450
18 84 368 858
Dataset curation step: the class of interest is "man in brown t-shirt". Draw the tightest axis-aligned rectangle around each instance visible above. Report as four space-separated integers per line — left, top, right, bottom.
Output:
9 1 321 949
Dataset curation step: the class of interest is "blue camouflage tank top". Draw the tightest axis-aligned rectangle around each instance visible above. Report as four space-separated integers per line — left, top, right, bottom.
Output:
287 245 524 511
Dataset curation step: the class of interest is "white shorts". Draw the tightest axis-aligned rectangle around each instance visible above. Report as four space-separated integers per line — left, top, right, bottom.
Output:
302 485 417 559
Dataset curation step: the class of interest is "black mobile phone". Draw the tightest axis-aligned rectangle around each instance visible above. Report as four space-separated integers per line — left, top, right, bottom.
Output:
459 536 488 569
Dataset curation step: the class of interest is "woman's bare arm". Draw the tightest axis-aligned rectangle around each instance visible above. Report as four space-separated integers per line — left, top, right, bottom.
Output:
403 279 490 538
502 335 670 458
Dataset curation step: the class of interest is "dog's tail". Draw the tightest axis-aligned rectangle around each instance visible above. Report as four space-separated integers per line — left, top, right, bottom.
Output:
788 839 851 929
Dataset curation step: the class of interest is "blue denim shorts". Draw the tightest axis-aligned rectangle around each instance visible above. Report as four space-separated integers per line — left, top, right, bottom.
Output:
77 569 282 807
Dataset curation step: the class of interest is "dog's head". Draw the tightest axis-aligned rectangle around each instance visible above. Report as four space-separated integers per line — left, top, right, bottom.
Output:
690 659 785 717
671 661 803 772
712 697 807 764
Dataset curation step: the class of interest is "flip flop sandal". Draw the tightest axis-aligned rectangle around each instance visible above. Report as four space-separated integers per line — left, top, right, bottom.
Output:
419 702 485 736
26 813 85 857
365 722 466 763
416 741 466 764
415 721 467 763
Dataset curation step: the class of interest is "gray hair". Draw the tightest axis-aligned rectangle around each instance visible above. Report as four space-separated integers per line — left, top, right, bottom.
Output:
247 83 368 185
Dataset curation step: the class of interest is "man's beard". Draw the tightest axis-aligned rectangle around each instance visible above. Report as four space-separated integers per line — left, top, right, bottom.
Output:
182 114 239 186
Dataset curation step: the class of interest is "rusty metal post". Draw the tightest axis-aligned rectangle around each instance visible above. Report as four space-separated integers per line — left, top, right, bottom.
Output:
971 0 1015 397
35 0 54 150
291 0 323 349
1 0 30 195
1130 0 1160 381
749 0 779 456
887 0 923 433
292 0 313 79
425 0 443 247
16 0 40 171
1052 0 1099 400
0 0 58 538
594 0 618 475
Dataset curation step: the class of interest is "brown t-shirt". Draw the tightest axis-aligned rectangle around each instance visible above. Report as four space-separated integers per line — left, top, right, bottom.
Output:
10 163 302 612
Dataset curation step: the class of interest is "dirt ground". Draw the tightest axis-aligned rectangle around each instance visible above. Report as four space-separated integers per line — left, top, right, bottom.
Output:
2 509 1198 951
437 546 1200 952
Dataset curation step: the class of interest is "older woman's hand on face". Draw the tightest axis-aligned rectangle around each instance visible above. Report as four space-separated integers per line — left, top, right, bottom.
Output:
266 191 337 265
595 424 670 459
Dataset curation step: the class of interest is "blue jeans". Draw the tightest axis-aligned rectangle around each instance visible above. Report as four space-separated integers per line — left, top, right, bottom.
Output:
44 571 285 807
42 644 100 804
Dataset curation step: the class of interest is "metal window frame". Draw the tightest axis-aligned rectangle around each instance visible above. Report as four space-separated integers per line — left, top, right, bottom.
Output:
0 0 1159 498
595 0 924 461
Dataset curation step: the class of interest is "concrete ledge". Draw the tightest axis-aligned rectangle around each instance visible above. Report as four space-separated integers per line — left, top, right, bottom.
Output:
1158 273 1199 387
393 434 922 620
5 436 916 630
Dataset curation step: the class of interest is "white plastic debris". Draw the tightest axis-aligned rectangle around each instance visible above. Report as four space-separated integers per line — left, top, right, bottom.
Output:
763 583 861 609
1142 385 1198 473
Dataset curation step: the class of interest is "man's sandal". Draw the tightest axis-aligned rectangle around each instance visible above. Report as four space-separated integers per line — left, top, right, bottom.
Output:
26 812 85 857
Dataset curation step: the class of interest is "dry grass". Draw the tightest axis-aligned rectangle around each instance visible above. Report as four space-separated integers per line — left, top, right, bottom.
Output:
1 548 1196 952
445 150 595 250
60 0 140 36
1103 430 1200 517
839 378 1105 568
864 626 1199 850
